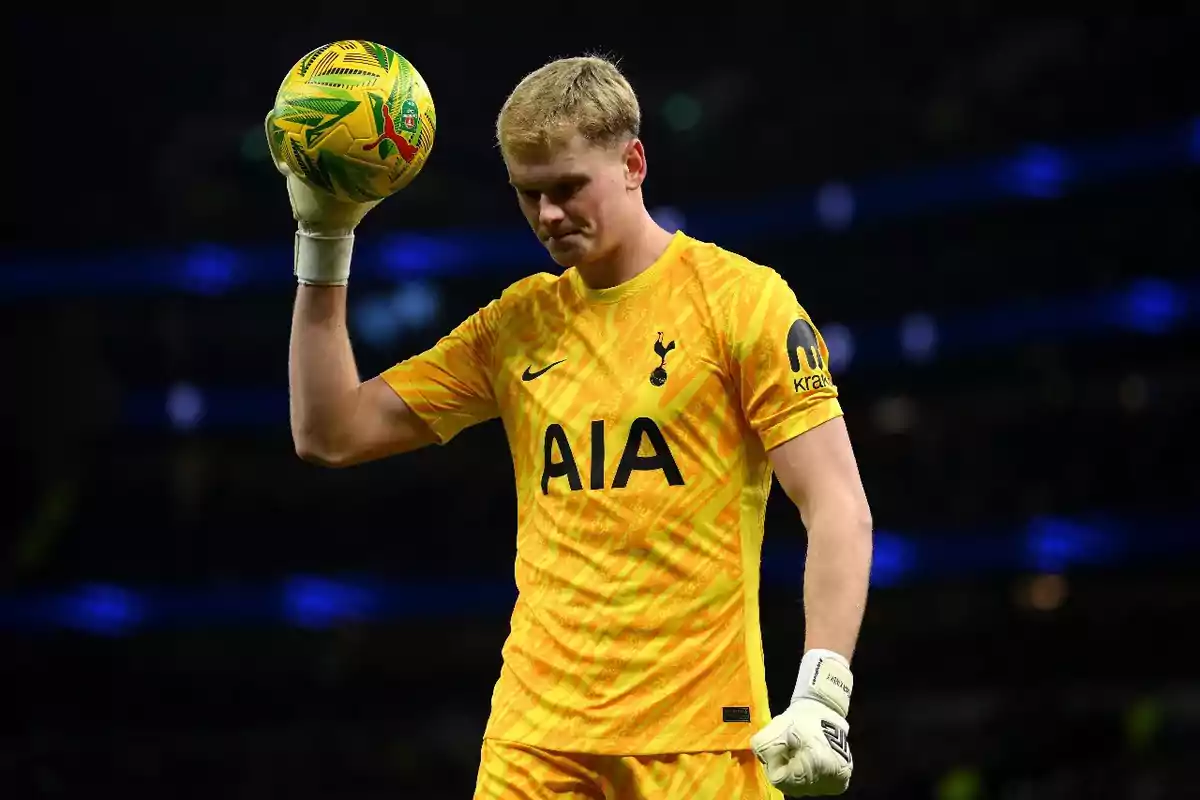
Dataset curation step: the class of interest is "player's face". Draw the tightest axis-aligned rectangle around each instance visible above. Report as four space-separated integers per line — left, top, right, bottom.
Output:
506 134 645 267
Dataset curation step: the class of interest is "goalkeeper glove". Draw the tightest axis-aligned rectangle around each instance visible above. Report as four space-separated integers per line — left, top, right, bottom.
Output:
264 111 381 286
750 649 854 797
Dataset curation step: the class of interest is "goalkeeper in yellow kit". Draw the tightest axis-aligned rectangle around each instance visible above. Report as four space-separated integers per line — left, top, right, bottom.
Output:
273 55 873 798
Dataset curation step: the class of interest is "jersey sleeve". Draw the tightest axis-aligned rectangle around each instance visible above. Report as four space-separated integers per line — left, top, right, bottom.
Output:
727 266 843 452
379 299 501 445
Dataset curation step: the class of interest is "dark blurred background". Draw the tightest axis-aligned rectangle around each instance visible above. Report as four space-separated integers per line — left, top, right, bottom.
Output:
2 8 1199 799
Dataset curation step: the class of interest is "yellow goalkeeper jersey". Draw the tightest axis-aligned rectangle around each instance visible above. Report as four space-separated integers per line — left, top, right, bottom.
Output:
382 231 842 754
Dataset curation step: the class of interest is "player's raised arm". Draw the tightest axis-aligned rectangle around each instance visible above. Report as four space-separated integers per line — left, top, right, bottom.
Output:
268 109 504 466
266 112 437 467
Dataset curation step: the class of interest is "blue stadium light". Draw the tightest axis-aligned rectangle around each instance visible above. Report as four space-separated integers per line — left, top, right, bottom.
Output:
376 233 460 278
868 532 916 588
282 576 379 629
351 281 443 348
1023 516 1123 573
1001 145 1071 199
181 244 242 295
814 182 856 231
353 296 406 348
166 383 206 431
375 227 547 278
821 323 855 373
56 583 146 636
1116 278 1185 335
899 313 938 363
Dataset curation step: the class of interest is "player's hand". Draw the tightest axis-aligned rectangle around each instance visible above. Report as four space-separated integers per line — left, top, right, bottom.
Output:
264 111 380 238
750 650 854 797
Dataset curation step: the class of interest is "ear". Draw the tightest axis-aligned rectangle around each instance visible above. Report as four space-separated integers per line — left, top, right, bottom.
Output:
623 139 647 190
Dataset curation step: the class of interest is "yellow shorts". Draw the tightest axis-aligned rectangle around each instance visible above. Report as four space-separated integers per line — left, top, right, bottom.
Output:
473 738 783 800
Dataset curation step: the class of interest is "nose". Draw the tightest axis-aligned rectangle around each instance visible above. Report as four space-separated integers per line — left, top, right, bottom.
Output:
538 196 566 228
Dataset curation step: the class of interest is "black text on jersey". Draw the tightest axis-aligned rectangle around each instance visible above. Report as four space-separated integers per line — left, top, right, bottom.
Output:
541 418 685 494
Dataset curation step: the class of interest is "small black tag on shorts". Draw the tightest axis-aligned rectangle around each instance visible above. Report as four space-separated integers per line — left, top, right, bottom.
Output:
722 706 751 723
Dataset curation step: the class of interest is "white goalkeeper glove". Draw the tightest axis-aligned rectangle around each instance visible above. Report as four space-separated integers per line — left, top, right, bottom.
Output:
750 649 854 797
264 111 381 286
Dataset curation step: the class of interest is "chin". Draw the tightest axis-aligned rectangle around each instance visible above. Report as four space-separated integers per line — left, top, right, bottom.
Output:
545 235 590 267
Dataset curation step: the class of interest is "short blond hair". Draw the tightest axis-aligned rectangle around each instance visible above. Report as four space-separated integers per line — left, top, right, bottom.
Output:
497 55 641 155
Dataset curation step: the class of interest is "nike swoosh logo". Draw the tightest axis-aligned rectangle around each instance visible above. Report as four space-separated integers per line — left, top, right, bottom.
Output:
522 359 566 381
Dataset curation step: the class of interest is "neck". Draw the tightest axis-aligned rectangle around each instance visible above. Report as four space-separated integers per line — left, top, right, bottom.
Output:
575 209 676 291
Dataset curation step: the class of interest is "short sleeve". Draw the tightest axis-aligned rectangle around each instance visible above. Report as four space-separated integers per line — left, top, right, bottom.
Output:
728 267 843 451
380 299 500 445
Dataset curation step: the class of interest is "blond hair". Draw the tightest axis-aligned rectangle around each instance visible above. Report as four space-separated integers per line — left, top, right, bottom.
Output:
497 55 641 155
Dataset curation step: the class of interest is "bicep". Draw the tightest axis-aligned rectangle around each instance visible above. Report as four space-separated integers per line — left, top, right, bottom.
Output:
768 416 870 527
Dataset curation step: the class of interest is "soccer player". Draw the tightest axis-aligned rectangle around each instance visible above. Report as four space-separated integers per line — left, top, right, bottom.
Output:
272 56 873 798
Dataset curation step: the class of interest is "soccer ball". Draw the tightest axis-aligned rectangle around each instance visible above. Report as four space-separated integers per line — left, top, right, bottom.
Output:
267 40 436 203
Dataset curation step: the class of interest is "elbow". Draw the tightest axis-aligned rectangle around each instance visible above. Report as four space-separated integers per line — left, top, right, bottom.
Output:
830 504 874 565
853 504 874 545
292 431 354 469
295 445 346 469
808 500 873 544
847 490 874 536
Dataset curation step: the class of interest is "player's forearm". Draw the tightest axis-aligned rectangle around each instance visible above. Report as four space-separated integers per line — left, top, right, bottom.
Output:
801 510 872 661
289 284 364 465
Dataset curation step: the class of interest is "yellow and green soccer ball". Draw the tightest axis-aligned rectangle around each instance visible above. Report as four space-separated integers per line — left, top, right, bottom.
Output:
267 40 436 202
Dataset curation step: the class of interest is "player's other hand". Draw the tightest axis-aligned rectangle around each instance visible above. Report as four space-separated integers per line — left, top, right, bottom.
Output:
750 650 854 797
264 111 380 238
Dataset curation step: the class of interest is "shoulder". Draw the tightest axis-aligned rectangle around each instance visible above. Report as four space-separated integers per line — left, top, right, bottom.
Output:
675 235 800 333
500 271 560 301
481 271 562 325
677 234 794 298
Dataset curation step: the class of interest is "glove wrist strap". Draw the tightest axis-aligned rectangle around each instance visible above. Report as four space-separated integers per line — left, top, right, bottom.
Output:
295 230 353 286
792 648 854 718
